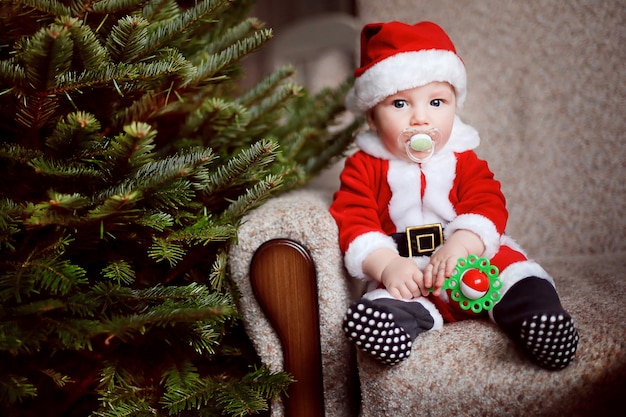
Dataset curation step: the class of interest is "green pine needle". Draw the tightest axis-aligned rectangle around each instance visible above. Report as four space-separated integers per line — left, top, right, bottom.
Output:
0 0 359 415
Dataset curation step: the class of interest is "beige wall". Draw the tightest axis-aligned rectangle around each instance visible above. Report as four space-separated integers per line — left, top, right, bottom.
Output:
355 0 626 257
242 0 356 88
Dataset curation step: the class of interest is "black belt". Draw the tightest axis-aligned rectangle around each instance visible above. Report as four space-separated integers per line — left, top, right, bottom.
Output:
390 224 443 257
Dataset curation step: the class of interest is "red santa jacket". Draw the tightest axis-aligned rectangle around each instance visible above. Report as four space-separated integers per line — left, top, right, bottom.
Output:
330 116 508 280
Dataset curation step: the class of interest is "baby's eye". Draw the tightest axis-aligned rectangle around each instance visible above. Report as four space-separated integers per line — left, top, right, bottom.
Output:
392 99 407 109
430 99 443 107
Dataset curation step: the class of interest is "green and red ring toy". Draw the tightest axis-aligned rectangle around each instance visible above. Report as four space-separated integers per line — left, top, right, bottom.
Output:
442 255 502 313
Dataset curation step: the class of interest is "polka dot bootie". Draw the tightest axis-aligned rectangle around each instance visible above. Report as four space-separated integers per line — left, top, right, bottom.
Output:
342 297 435 365
493 277 579 370
519 312 579 370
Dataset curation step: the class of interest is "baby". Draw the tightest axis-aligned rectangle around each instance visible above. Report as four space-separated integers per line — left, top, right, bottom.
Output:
330 21 578 369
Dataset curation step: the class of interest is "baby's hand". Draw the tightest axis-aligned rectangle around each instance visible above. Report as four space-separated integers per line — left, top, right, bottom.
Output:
380 256 429 299
424 246 465 296
424 230 485 296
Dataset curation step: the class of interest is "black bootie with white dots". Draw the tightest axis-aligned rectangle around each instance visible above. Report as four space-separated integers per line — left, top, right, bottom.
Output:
342 297 435 365
493 277 579 370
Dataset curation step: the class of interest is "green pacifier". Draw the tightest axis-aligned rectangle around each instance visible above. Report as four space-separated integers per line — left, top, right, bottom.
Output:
399 127 440 163
410 133 433 151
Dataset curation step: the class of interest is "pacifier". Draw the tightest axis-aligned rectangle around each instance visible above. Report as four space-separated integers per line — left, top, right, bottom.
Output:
398 127 441 163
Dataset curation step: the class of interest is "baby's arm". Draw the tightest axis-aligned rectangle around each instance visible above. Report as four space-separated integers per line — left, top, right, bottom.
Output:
362 248 428 299
423 229 485 296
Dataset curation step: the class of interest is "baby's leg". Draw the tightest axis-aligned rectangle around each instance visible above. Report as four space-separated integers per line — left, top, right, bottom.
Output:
492 277 578 370
342 289 442 365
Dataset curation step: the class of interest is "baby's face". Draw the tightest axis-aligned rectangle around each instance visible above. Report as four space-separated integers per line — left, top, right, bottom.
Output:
366 82 457 162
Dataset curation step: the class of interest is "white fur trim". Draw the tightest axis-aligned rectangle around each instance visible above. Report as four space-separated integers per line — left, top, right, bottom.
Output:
500 235 528 257
497 259 554 294
487 260 555 321
420 152 458 225
355 130 395 160
440 116 480 153
346 49 467 113
344 231 398 279
363 289 444 330
387 160 424 230
445 213 501 259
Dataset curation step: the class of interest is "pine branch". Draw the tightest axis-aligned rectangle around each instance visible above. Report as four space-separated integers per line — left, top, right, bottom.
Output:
0 374 37 405
0 252 87 303
201 17 269 56
15 93 60 130
207 249 228 292
216 385 267 417
94 363 155 416
0 59 26 95
41 368 73 387
55 58 191 96
140 0 232 60
142 0 181 25
101 259 136 285
90 282 233 315
166 219 237 246
45 111 103 158
240 366 294 400
0 198 21 251
236 65 296 107
245 81 303 135
203 139 278 195
90 398 155 417
18 23 74 90
41 316 97 350
53 62 138 92
304 116 363 177
161 362 214 414
9 298 67 317
135 211 174 232
148 238 186 266
181 97 250 145
0 143 43 161
61 16 111 70
27 158 102 182
194 27 272 83
105 15 150 63
110 90 162 127
103 121 157 174
97 297 234 344
14 0 72 17
91 0 146 14
221 172 284 222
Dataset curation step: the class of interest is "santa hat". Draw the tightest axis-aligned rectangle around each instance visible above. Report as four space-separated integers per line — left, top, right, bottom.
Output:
346 21 467 113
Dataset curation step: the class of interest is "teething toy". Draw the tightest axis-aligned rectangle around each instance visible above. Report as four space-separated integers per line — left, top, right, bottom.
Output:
442 255 502 313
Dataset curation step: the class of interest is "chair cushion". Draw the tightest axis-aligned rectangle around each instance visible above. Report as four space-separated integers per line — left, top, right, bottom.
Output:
357 254 626 417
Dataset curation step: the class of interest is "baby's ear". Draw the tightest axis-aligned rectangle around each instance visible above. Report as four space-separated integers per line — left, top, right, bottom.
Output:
365 110 377 131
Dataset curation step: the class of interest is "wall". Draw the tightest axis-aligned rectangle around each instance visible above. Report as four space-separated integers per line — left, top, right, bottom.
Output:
241 0 356 87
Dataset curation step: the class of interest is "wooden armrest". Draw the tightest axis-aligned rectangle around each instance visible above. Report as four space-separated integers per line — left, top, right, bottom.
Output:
250 239 325 417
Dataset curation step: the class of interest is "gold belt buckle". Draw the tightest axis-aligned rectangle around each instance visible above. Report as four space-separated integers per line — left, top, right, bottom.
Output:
405 224 443 257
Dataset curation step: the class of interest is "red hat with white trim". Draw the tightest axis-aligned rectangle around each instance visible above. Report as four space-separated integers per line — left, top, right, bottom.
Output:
346 21 467 113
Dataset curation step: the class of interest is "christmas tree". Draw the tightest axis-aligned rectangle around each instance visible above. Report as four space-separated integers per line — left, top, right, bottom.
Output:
0 0 359 416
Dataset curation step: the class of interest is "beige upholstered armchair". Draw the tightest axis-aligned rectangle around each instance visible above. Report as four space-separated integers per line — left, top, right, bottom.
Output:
230 2 625 416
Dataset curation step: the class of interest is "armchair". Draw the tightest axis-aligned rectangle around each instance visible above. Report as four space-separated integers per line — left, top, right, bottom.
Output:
230 1 626 416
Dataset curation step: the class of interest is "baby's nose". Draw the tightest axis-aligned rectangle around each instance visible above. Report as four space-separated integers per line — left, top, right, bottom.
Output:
410 107 429 125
